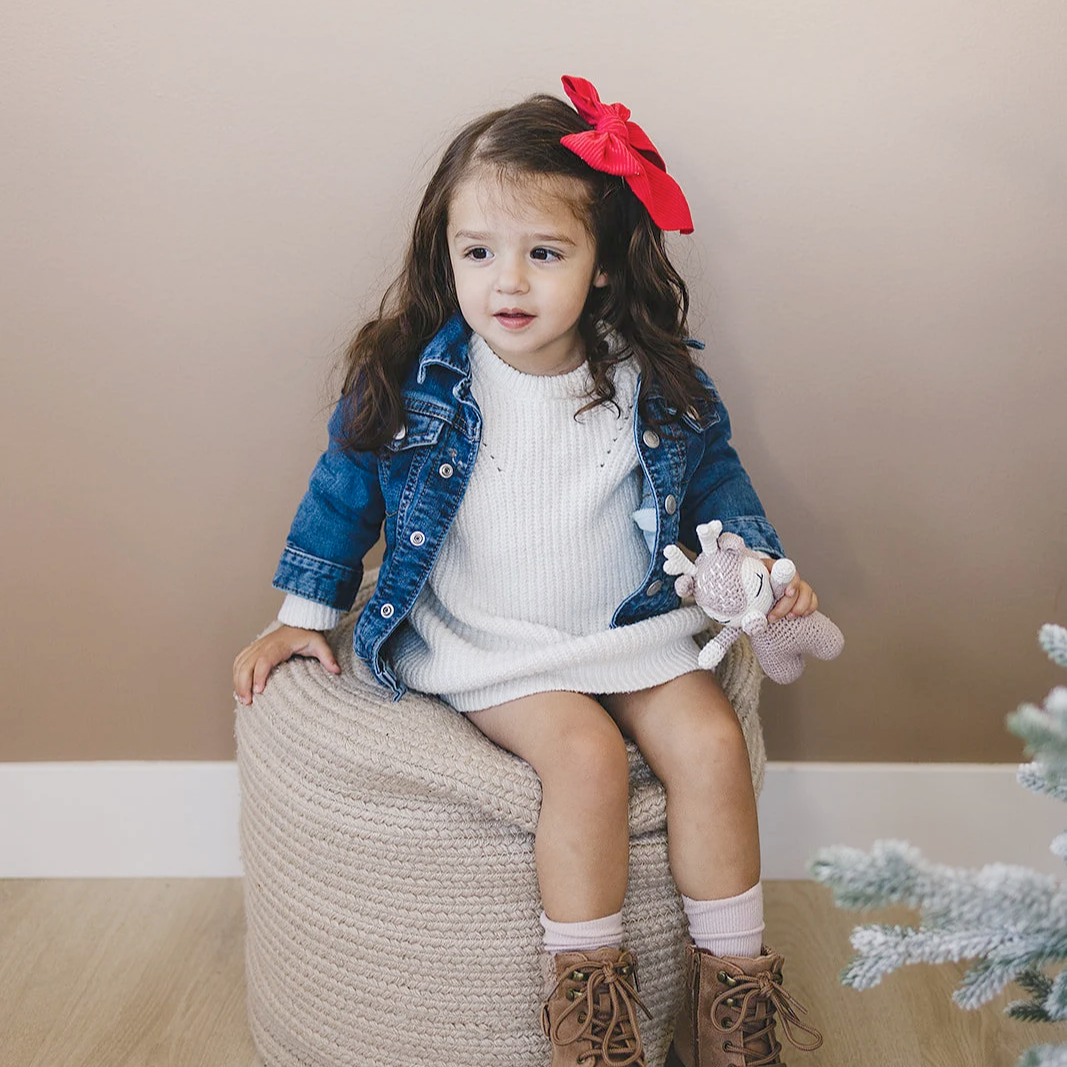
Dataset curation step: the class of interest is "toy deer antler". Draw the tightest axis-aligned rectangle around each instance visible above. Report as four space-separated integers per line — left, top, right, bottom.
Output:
662 544 697 597
695 520 723 555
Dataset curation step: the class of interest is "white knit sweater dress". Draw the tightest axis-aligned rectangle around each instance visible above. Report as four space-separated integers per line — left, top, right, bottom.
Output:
388 334 708 712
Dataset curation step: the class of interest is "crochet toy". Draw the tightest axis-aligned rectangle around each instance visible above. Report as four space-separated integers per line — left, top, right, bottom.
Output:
663 521 844 684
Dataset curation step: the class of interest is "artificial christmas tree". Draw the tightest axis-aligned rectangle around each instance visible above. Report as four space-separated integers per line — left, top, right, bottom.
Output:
810 624 1067 1067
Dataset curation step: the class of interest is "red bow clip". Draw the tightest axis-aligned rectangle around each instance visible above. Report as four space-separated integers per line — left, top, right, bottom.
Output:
560 75 693 234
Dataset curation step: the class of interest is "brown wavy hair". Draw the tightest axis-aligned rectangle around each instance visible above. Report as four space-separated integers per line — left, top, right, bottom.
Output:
337 91 713 451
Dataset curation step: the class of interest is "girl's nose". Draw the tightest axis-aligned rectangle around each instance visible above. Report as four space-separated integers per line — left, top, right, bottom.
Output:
494 254 529 294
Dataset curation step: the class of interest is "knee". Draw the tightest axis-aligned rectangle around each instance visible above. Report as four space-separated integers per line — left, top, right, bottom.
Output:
660 710 750 788
535 719 630 803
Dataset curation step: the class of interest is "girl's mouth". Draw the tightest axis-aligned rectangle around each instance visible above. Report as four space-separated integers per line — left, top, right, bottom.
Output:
494 311 534 329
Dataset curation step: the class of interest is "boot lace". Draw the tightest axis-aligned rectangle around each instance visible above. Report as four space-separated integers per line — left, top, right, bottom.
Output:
541 956 653 1066
711 968 823 1065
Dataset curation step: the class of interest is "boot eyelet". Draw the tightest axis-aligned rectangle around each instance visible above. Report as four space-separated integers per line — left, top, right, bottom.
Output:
571 970 587 981
717 970 728 982
725 997 736 1006
567 989 580 1000
721 1016 733 1027
722 1041 731 1052
578 1012 586 1023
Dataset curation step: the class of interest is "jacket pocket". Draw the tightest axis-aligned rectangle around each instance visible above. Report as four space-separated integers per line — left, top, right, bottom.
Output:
383 410 447 452
380 410 449 525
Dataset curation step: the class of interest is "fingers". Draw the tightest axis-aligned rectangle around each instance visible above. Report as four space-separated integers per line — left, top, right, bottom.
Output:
233 648 254 705
251 653 275 696
766 589 795 624
792 586 818 618
768 577 819 622
232 644 277 705
232 628 341 706
306 632 342 675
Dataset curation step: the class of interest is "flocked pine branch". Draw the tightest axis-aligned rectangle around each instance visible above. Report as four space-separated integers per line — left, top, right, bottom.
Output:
1040 625 1067 670
809 625 1067 1066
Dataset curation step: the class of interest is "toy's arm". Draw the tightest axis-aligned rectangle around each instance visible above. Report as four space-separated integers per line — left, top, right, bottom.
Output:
769 558 797 601
698 625 741 670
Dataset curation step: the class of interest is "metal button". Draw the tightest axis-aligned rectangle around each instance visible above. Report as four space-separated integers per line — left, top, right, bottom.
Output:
642 430 660 448
392 425 406 441
380 603 395 619
664 494 677 515
646 580 663 597
409 531 426 547
438 463 454 479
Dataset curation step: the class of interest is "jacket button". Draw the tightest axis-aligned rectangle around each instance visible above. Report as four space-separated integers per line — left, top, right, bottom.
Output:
642 430 660 448
392 425 406 441
409 531 426 547
380 603 395 619
645 580 663 597
438 463 454 479
664 494 677 515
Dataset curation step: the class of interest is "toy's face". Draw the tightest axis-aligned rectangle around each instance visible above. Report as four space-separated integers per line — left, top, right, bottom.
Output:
741 556 776 616
696 554 775 624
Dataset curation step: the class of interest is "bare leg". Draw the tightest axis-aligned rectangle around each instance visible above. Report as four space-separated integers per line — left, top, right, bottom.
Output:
600 671 760 899
466 690 630 922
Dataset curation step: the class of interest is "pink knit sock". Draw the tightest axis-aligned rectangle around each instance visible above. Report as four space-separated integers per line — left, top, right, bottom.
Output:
540 909 625 953
682 883 765 957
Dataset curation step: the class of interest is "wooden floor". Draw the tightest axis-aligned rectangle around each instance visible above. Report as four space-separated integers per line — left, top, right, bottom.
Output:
2 878 1059 1066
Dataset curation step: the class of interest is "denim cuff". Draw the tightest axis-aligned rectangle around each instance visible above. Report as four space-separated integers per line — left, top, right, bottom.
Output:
717 516 785 560
272 544 364 612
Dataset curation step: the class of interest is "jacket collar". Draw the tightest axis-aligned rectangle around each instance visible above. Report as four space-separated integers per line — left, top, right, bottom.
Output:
415 312 472 383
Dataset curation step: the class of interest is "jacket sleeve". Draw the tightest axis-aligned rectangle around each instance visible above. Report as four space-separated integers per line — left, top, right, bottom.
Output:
678 380 786 559
271 393 386 611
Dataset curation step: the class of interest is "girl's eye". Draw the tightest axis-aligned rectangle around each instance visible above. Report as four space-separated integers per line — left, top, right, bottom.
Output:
466 247 491 261
531 247 561 262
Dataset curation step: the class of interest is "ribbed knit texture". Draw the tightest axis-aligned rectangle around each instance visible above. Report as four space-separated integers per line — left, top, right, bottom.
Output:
236 569 768 1067
277 594 343 631
393 333 707 711
540 909 626 953
682 883 765 957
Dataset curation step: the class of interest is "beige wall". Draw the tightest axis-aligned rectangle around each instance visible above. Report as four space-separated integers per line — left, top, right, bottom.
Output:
2 1 1065 762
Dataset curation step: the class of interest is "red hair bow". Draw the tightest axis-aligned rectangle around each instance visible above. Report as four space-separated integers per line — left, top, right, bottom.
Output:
559 75 693 234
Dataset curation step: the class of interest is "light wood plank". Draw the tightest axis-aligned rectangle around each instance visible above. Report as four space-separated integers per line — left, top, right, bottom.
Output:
2 879 1063 1065
1 879 257 1067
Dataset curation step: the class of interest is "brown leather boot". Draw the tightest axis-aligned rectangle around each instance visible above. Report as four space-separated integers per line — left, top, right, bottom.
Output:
665 944 823 1066
541 946 652 1066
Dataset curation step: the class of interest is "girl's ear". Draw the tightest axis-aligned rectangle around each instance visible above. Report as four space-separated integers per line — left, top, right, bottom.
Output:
592 268 609 289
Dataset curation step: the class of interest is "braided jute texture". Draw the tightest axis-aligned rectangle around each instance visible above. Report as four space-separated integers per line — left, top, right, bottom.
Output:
236 570 766 1067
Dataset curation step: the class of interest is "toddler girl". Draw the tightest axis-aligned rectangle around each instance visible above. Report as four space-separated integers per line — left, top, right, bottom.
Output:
234 76 824 1067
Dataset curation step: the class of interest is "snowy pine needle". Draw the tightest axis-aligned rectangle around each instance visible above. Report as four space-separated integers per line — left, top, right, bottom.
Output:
809 624 1067 1065
1041 625 1067 670
1018 1044 1067 1067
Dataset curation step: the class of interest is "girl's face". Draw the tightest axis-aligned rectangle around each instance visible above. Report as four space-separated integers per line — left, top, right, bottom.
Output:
446 173 607 376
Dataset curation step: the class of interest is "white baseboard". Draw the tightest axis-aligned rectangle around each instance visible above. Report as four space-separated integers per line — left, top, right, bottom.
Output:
1 761 1063 879
1 762 243 878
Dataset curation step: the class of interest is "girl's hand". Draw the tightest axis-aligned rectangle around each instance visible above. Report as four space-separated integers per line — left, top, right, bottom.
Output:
232 625 341 705
763 560 819 624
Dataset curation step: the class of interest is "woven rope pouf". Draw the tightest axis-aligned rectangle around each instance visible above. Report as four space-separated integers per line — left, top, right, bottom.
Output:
236 570 766 1067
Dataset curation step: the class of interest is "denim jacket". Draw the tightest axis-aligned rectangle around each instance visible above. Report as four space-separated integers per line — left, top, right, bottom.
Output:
272 313 784 699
